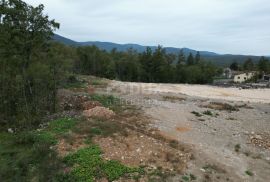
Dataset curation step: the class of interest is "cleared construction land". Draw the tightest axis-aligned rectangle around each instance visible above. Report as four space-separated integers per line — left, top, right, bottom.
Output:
108 80 270 182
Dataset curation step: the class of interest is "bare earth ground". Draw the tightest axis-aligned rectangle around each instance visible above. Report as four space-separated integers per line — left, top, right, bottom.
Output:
108 81 270 182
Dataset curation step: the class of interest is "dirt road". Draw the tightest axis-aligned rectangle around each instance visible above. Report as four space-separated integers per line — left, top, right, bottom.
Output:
109 81 270 182
111 81 270 103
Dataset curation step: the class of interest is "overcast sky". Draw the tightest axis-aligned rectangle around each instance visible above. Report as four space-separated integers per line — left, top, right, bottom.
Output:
24 0 270 55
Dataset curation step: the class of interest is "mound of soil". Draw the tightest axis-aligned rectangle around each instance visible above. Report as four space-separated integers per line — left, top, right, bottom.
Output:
83 106 115 119
82 101 102 110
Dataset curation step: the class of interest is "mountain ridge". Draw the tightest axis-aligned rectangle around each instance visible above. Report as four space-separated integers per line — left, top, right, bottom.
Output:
53 34 265 66
53 34 218 56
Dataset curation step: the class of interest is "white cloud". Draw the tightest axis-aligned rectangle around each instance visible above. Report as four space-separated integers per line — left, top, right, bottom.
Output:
24 0 270 55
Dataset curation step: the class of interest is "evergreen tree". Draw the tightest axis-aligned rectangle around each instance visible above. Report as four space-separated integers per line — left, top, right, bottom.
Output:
230 62 239 71
243 58 254 71
195 51 201 64
258 56 270 73
177 49 186 66
187 53 195 65
152 45 167 82
140 47 153 82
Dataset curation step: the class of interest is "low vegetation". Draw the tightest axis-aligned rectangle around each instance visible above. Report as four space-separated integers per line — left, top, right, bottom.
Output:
0 112 144 181
61 146 143 182
235 144 241 152
90 94 121 111
181 174 197 181
191 111 203 117
163 96 186 102
203 110 214 116
0 118 76 181
245 170 254 176
205 102 239 112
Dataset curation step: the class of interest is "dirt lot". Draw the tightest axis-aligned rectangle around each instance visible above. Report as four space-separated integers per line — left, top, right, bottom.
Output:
108 81 270 182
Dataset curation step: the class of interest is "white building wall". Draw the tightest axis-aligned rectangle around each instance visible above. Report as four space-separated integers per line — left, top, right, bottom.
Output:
234 73 254 83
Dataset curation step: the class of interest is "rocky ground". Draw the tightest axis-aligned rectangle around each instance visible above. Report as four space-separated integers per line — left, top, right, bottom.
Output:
107 80 270 182
54 76 270 181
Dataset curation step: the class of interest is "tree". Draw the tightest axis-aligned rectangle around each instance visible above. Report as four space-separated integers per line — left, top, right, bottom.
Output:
243 58 254 71
195 51 201 64
177 49 186 65
152 45 167 82
175 50 186 82
258 56 270 73
187 53 195 65
0 0 59 127
140 47 153 82
230 62 239 71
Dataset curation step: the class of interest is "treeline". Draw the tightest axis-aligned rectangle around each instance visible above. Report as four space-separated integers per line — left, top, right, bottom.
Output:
73 46 221 84
230 57 270 73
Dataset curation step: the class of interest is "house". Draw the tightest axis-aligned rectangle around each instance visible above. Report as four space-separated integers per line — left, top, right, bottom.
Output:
233 72 255 83
223 68 232 79
263 74 270 82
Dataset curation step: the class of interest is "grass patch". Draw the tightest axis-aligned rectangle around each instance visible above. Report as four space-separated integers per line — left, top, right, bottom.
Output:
191 111 202 117
62 145 142 182
234 144 241 152
64 82 87 89
181 174 197 181
49 118 77 135
245 170 254 176
90 127 102 135
63 75 87 89
203 110 214 116
90 79 106 86
0 117 78 182
74 118 128 139
148 167 173 182
0 132 59 181
90 94 122 112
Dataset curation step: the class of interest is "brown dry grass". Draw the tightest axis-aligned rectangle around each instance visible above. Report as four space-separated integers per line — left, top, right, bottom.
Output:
163 95 186 102
204 102 239 111
203 102 254 112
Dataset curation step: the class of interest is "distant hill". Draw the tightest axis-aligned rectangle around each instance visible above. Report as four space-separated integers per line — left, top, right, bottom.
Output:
53 34 264 66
